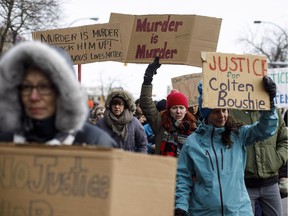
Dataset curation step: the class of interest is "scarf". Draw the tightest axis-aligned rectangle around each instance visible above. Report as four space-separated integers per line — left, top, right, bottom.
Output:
14 115 76 145
23 115 58 142
160 120 192 157
104 109 133 141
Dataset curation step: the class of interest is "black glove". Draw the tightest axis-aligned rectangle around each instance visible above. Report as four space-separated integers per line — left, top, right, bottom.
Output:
263 76 277 109
174 208 187 216
143 57 161 85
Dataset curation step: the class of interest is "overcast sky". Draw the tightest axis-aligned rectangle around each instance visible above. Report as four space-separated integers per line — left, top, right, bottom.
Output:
60 0 288 100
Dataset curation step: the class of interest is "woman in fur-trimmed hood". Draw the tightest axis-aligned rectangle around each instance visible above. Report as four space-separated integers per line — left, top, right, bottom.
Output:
96 88 148 153
0 41 116 147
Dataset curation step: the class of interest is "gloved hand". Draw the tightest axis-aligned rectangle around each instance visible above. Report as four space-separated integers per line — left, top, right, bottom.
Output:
174 208 187 216
263 76 277 109
143 57 161 85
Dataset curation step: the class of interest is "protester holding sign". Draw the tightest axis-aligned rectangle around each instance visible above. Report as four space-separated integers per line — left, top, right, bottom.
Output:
174 77 278 216
139 57 197 157
0 41 116 147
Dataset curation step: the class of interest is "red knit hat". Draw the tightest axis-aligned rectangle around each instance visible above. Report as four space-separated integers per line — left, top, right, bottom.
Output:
166 89 188 109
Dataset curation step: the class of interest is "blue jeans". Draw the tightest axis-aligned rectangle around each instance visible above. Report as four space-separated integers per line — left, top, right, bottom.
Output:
247 183 283 216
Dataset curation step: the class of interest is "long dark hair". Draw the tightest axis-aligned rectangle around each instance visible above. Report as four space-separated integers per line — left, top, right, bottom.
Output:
222 115 244 148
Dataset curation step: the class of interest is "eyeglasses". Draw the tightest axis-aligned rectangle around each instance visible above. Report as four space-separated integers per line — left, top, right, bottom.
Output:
111 102 125 107
19 83 54 95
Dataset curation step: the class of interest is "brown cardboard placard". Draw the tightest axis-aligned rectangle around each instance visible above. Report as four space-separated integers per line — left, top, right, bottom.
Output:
32 23 123 65
109 13 222 67
267 67 288 108
201 52 270 110
0 144 176 216
171 73 203 106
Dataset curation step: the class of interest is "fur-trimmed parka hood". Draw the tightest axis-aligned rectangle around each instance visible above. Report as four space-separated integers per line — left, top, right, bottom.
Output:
105 88 136 113
0 41 88 133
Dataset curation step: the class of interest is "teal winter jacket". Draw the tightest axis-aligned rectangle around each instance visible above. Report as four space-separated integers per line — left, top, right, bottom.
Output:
229 108 288 183
175 110 278 216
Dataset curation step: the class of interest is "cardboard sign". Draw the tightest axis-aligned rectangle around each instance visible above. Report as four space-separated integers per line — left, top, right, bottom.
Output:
109 13 222 67
268 67 288 108
201 52 270 110
32 23 123 65
171 73 202 106
0 144 176 216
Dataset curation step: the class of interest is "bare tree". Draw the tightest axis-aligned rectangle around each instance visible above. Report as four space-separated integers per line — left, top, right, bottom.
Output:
238 21 288 68
82 70 125 104
0 0 62 54
98 73 124 101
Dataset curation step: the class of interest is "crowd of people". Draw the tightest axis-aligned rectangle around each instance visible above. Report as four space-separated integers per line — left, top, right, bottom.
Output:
0 41 287 216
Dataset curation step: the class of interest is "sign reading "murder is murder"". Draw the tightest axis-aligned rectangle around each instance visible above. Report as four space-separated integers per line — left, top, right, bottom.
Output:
109 13 222 67
201 52 270 110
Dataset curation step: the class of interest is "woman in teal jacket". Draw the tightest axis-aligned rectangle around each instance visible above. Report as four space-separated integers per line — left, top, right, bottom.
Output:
175 78 278 216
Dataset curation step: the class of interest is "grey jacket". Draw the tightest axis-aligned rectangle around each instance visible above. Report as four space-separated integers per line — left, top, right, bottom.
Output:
96 88 148 153
96 117 147 152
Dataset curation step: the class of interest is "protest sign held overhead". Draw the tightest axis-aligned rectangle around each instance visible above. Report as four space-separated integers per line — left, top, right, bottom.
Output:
268 67 288 108
32 23 123 65
109 13 222 67
201 52 270 110
171 73 202 106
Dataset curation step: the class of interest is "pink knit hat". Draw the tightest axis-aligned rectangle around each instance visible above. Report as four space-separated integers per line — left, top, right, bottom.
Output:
166 89 188 109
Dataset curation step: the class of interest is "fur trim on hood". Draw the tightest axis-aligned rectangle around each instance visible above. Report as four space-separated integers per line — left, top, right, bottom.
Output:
0 41 88 133
105 88 136 113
